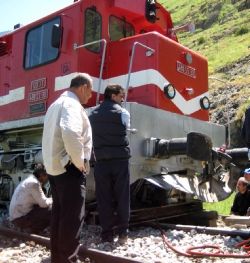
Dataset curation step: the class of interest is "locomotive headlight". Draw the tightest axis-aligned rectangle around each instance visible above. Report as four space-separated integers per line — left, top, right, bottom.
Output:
164 84 176 99
200 96 210 110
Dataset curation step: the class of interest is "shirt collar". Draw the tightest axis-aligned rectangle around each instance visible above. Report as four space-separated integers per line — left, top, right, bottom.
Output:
62 90 80 103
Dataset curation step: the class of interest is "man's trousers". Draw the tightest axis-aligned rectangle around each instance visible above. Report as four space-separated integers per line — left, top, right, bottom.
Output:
49 164 86 263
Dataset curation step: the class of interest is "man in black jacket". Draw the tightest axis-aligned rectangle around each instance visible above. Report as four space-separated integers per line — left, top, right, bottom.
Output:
231 177 250 216
89 84 130 244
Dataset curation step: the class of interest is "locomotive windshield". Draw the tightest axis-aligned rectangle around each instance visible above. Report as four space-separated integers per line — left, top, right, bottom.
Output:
84 8 102 53
109 16 135 41
24 17 61 69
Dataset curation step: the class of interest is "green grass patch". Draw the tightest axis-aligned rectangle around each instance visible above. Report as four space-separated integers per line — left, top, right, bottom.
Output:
160 0 215 25
203 192 235 215
159 0 250 74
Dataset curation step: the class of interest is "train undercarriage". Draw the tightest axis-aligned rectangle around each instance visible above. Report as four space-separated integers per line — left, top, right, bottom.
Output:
0 103 249 221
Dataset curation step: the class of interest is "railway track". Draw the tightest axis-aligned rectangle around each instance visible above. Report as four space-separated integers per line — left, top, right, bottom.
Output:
1 203 250 262
0 226 140 263
87 200 219 226
1 222 250 263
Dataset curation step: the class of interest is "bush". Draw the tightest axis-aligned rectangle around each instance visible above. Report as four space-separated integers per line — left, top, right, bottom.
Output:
197 36 206 45
235 27 249 36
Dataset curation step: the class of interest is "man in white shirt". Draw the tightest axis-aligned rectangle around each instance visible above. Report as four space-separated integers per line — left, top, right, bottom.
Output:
42 73 93 263
9 163 52 234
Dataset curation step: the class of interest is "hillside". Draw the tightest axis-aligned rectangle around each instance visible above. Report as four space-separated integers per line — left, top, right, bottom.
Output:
159 0 250 139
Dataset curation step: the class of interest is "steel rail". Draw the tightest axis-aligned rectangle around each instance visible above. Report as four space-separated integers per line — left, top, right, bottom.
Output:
151 223 250 238
0 226 142 263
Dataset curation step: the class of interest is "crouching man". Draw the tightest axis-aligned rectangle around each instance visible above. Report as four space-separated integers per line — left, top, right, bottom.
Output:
231 176 250 216
9 163 52 234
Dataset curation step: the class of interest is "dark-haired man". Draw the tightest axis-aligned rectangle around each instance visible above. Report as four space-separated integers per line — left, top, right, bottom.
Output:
231 176 250 216
9 163 52 233
89 84 131 244
42 73 93 263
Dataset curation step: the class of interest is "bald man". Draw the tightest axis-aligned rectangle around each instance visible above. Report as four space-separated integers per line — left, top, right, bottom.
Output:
231 177 250 216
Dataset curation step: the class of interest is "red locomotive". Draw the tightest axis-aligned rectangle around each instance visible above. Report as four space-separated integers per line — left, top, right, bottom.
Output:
0 0 209 123
0 0 248 210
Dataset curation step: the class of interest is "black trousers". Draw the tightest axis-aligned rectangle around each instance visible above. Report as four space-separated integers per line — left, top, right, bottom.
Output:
12 205 51 234
94 159 130 238
49 164 86 263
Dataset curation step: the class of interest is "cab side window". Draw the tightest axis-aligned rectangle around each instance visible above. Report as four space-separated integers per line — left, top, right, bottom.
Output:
24 17 61 69
109 16 135 41
84 8 102 52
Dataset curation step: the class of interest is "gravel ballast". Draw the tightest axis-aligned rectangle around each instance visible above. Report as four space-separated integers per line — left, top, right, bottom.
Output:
1 223 249 263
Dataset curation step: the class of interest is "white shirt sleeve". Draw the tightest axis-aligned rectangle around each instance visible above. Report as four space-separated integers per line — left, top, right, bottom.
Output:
30 183 52 208
121 108 130 129
60 100 92 169
83 111 92 160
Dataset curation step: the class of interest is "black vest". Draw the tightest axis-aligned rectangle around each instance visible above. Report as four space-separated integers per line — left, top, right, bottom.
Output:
89 100 130 161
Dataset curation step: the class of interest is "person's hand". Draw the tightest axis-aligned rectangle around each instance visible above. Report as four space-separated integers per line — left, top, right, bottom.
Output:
79 160 90 174
84 160 90 174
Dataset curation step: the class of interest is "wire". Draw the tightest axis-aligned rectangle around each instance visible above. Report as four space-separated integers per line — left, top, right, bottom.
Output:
159 226 250 258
